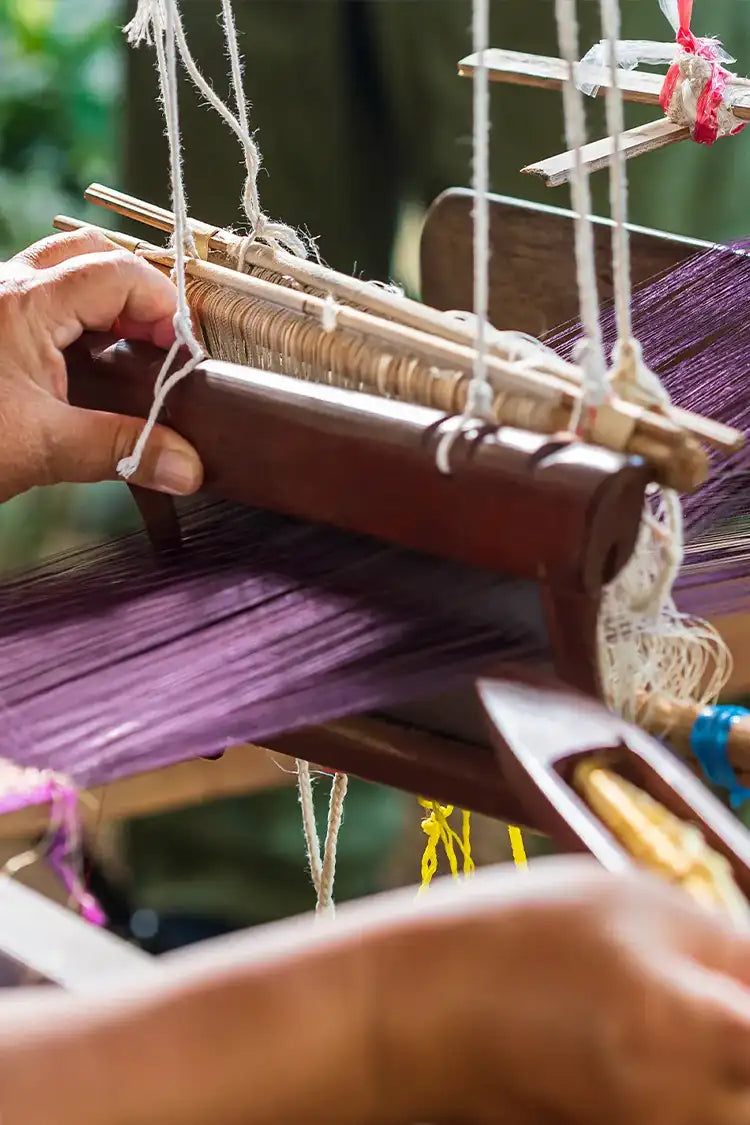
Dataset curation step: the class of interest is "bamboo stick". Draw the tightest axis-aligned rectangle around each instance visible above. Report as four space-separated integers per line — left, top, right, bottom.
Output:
524 120 690 188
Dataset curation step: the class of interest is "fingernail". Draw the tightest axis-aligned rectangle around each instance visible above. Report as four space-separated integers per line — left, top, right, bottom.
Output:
151 449 201 495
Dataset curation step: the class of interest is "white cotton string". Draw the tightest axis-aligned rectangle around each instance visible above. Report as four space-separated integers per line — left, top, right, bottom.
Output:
436 0 493 474
317 772 348 917
554 0 609 416
468 0 491 419
118 0 202 481
600 0 632 346
296 759 323 896
296 762 348 916
168 0 306 258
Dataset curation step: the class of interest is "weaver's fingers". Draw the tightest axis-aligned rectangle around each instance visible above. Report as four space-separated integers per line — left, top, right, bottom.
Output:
45 402 203 496
12 228 121 270
38 251 178 351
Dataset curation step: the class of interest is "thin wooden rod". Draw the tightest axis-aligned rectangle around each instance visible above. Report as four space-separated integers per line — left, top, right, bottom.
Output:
524 119 690 187
458 48 750 119
83 183 576 379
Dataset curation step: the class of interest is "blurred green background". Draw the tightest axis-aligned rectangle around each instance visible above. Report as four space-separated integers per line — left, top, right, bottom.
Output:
0 0 135 567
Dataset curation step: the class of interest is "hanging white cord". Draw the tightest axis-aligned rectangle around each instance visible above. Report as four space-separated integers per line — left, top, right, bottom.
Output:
296 761 347 917
217 0 307 262
554 0 609 422
168 1 306 258
435 0 493 473
469 0 492 419
118 0 202 481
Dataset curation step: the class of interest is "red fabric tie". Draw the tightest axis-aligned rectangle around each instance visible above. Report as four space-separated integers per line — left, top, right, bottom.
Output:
659 0 743 145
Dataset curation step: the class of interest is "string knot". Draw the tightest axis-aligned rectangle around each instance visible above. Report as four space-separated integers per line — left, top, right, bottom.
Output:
466 379 495 421
321 295 339 333
610 337 672 412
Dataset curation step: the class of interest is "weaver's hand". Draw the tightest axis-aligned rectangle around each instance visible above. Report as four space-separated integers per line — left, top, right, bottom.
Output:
422 861 750 1125
0 228 203 501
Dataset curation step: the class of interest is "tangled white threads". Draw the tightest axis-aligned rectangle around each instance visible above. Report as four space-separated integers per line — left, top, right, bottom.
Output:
295 761 348 917
164 0 307 258
592 0 731 718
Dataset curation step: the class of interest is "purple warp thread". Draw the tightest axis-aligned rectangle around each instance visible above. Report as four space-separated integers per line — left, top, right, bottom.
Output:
547 239 750 618
548 239 750 541
0 501 548 789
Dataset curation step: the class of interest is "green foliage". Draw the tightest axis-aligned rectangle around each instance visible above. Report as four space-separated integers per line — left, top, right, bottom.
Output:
0 0 129 564
0 0 121 256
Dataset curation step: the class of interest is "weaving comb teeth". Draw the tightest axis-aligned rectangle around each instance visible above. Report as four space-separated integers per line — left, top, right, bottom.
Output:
478 679 750 918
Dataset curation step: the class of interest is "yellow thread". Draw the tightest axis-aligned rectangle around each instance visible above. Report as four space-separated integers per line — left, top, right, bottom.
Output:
419 799 474 893
508 825 528 869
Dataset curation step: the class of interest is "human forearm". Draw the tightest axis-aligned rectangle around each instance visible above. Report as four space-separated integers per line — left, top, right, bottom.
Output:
0 897 446 1125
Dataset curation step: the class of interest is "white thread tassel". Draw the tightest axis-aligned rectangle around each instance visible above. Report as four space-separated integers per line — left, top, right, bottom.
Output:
124 0 166 45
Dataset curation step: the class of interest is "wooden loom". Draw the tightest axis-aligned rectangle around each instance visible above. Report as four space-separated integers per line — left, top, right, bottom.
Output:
0 176 748 983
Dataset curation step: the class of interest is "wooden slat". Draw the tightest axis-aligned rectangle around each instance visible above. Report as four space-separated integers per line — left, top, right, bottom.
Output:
524 119 690 187
458 49 750 120
0 877 155 989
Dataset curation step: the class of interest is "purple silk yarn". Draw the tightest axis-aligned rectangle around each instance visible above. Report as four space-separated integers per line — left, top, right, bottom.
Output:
546 239 750 543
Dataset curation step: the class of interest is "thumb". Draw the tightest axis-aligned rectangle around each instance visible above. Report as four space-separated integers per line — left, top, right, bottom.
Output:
45 402 203 495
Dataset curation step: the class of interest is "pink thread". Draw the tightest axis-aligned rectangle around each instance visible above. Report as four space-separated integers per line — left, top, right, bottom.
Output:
659 0 744 146
0 777 106 927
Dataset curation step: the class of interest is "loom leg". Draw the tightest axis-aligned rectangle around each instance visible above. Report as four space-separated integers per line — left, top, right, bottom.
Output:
128 485 182 553
542 585 602 698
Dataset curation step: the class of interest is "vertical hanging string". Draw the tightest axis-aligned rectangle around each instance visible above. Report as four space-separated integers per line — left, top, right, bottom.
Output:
436 0 493 473
418 800 474 894
296 759 323 898
554 0 609 427
468 0 492 421
296 762 348 917
317 772 348 916
118 0 203 481
600 0 632 350
170 0 307 258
